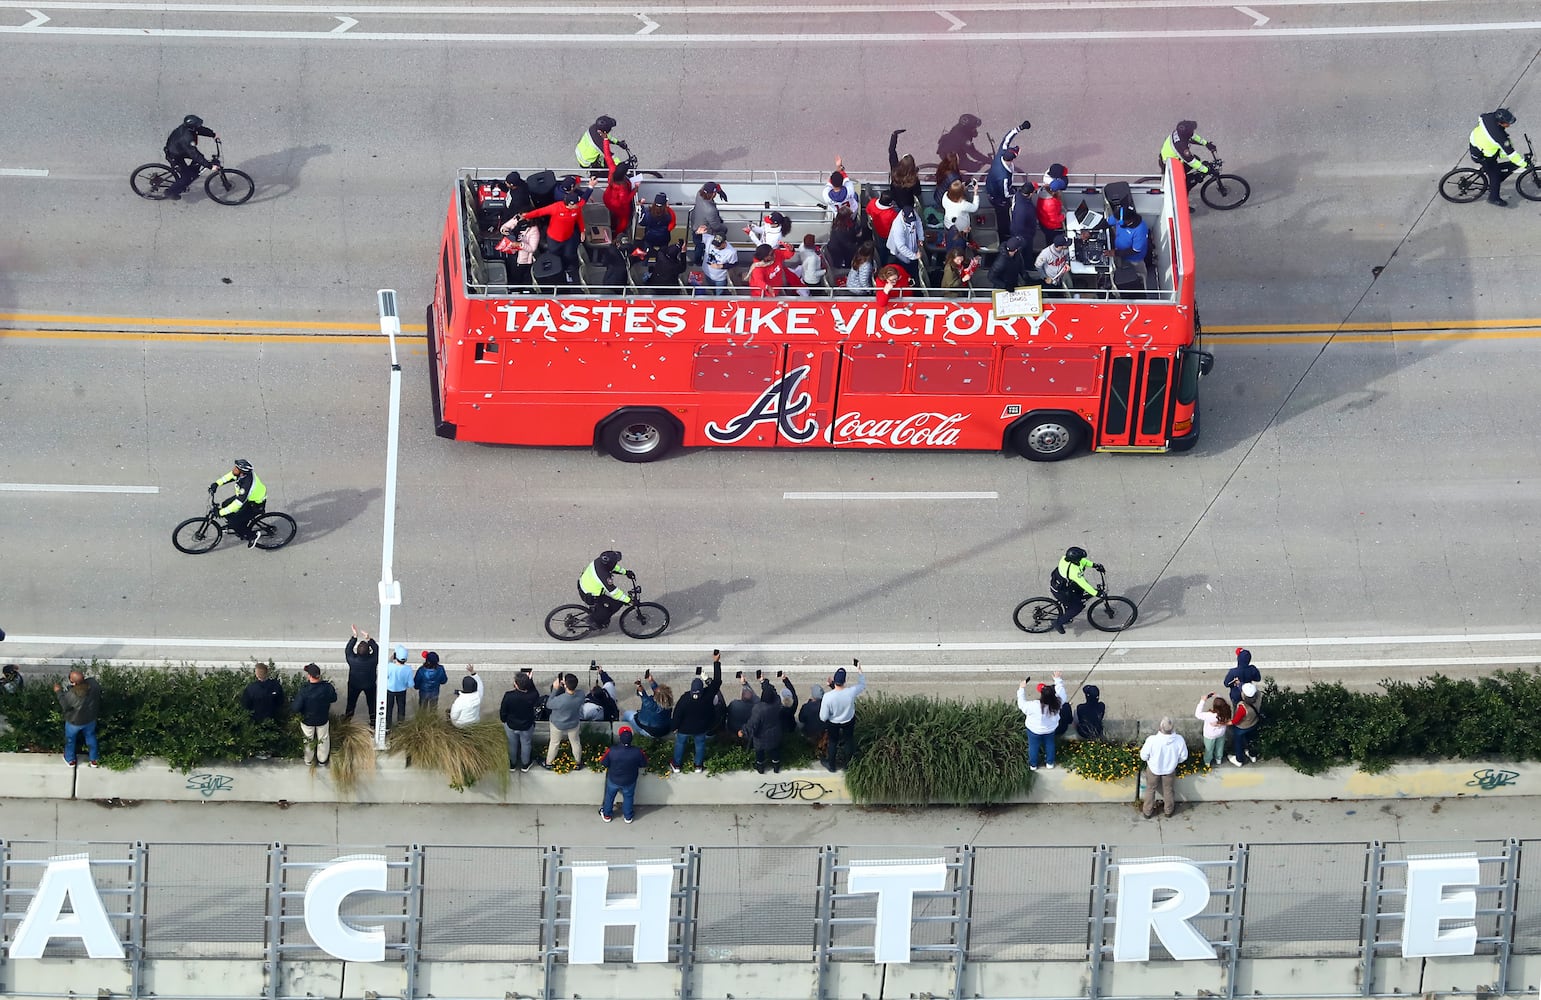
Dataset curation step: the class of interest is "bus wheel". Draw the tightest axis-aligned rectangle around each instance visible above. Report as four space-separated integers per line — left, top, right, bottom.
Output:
1010 415 1084 461
598 410 679 463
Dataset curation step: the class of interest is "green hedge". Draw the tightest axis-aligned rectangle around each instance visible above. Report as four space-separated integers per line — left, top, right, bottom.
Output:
4 663 1540 795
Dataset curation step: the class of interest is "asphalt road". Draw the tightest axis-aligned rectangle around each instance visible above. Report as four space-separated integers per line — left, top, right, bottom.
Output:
1 0 1540 328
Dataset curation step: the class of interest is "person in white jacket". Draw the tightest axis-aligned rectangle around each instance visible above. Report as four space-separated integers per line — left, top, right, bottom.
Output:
886 205 921 283
448 668 484 728
1139 717 1190 818
1017 672 1067 770
940 179 979 239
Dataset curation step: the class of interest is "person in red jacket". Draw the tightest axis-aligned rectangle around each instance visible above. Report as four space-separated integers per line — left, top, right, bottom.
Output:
874 263 911 311
517 191 585 283
602 162 637 240
866 190 899 266
1035 163 1068 249
747 243 795 298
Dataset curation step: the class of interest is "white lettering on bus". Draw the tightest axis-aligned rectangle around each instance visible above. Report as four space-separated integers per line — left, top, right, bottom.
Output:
785 306 819 336
656 306 687 335
560 303 592 334
830 411 967 447
702 307 732 335
591 303 625 333
624 306 653 335
945 309 983 338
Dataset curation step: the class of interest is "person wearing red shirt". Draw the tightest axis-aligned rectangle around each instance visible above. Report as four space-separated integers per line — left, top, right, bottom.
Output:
520 191 585 283
602 163 637 240
1035 163 1068 249
874 263 911 311
866 191 899 266
747 243 796 298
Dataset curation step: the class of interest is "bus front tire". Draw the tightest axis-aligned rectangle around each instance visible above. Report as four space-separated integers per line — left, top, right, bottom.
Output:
598 410 680 463
1010 415 1085 461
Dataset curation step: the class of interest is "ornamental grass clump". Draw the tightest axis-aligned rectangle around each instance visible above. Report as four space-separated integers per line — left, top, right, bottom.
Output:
325 714 379 796
386 713 509 792
843 694 1032 805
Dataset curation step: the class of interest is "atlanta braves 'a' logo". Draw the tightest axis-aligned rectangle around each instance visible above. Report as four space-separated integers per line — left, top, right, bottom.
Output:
704 366 819 444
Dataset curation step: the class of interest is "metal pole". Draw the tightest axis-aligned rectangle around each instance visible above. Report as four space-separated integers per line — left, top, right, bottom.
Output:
374 289 404 752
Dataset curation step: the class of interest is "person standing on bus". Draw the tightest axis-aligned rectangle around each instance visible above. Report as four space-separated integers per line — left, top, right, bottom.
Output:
986 120 1031 243
691 181 729 263
640 193 677 252
988 236 1031 291
747 243 793 297
865 191 899 266
578 550 634 629
886 205 921 283
701 232 738 295
516 191 585 284
576 115 625 172
602 162 638 240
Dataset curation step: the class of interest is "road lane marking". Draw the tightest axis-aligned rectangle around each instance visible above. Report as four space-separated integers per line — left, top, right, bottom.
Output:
783 491 999 500
0 0 1504 14
0 167 48 176
0 483 159 494
0 311 426 333
1234 4 1267 26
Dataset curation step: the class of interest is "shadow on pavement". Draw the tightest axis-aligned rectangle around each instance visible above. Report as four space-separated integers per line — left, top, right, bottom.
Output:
284 487 380 546
651 577 755 636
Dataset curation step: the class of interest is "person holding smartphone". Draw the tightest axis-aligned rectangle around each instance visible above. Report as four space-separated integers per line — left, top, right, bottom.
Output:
818 659 867 773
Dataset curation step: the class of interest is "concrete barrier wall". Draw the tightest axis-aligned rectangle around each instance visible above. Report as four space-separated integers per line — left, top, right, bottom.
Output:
22 753 1540 807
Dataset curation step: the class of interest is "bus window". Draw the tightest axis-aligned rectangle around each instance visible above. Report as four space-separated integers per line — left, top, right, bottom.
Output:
440 247 453 327
842 343 905 394
1000 347 1098 395
1139 357 1171 436
913 345 992 394
692 344 779 392
1104 355 1133 436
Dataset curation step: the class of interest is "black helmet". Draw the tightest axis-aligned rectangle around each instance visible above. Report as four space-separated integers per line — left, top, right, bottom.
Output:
1064 546 1087 563
1176 120 1198 139
1495 108 1517 126
596 550 622 573
595 115 617 131
183 114 204 128
233 458 253 472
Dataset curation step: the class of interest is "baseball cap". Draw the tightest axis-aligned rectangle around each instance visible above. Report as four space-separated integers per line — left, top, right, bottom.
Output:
702 181 724 195
394 644 408 661
422 651 440 665
1004 236 1025 252
833 667 848 685
1242 682 1258 697
653 192 668 205
1052 233 1070 247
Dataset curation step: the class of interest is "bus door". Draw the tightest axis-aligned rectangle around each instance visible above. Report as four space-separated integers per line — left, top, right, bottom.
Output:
1096 349 1176 451
774 345 840 447
695 342 834 449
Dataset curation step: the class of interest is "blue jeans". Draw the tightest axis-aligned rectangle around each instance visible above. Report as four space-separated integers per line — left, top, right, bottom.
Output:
672 732 707 769
1026 730 1055 768
601 777 637 820
505 725 533 768
1231 726 1258 762
65 720 99 764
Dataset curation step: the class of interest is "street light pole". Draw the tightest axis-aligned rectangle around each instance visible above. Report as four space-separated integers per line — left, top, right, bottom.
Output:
374 289 404 752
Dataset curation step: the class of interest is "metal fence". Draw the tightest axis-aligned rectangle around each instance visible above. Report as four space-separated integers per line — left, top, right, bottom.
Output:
2 838 1538 1000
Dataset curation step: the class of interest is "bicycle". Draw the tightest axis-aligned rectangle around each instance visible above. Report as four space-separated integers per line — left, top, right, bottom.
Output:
172 490 296 554
131 137 255 205
1188 158 1250 210
544 581 670 640
1012 570 1139 634
1438 134 1541 203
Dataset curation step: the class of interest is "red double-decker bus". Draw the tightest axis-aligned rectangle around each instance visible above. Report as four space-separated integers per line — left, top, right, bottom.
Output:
428 162 1211 462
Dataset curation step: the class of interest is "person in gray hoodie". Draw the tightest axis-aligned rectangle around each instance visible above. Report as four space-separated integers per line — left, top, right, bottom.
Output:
54 669 102 767
691 181 729 263
544 672 585 769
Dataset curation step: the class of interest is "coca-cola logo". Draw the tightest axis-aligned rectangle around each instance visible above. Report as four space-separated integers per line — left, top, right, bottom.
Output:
828 411 968 447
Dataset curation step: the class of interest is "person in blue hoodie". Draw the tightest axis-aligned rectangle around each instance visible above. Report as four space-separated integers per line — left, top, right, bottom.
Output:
599 726 647 823
1223 648 1260 701
414 651 449 710
985 120 1030 243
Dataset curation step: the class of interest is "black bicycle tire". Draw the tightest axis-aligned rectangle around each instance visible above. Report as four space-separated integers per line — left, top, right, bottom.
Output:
1516 169 1541 202
252 512 297 550
1086 596 1139 632
131 163 176 200
620 601 671 639
1200 173 1251 210
1012 597 1061 634
545 605 595 641
1437 167 1487 204
172 515 223 554
206 168 255 205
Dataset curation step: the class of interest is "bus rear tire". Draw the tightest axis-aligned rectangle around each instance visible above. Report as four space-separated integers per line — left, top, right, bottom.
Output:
1010 414 1085 461
598 409 680 463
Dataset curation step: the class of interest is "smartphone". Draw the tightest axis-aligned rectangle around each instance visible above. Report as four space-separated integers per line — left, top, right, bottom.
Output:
589 659 598 670
852 658 859 668
755 669 763 680
522 667 533 675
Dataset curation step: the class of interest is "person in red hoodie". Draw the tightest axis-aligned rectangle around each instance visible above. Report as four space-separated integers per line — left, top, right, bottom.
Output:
747 243 795 298
518 190 585 283
602 162 637 241
865 190 899 266
874 263 911 311
1035 163 1068 249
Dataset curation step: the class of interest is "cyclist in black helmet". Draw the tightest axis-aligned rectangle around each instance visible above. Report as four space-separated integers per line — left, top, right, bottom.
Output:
163 114 218 200
210 459 267 547
577 550 634 628
1158 120 1218 190
1049 546 1104 635
1470 108 1529 206
576 115 628 173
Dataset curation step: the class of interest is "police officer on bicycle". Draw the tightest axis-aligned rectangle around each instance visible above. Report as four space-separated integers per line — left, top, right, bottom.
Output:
1470 108 1529 206
578 550 634 628
1159 120 1218 190
576 115 628 174
210 459 266 548
1050 546 1104 635
164 114 218 200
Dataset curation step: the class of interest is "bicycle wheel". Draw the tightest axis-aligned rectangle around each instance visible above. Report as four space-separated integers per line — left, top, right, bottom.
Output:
1200 173 1251 210
1516 168 1541 202
131 163 177 200
206 168 255 205
1012 597 1061 634
252 512 297 550
620 601 670 639
172 515 223 554
1438 167 1487 204
1086 596 1139 632
545 605 595 641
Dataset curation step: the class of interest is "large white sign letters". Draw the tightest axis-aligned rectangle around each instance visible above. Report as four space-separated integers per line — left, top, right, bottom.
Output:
568 861 675 964
304 856 388 962
1112 859 1218 962
9 855 125 959
1402 855 1480 958
846 859 950 964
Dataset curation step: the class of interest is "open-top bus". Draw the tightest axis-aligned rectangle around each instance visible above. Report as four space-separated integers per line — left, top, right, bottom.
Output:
428 161 1211 462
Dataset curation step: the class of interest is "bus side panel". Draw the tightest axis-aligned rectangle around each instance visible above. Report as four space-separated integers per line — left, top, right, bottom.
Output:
680 343 791 450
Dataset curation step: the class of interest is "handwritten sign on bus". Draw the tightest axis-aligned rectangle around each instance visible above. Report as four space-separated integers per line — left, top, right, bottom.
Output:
992 287 1043 318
